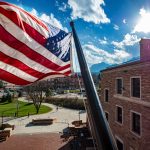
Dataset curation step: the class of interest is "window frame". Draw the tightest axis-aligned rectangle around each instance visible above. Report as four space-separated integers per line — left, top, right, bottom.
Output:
130 110 142 137
116 78 123 95
104 88 109 102
130 76 141 99
115 135 124 150
105 111 109 121
116 105 123 125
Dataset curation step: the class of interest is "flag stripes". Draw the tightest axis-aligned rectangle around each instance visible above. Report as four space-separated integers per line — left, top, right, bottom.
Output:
0 1 49 32
0 14 67 66
0 26 71 71
0 6 47 45
0 1 72 85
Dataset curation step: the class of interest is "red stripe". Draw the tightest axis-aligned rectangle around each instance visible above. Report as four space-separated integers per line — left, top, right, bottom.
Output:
0 26 71 71
0 7 46 46
0 1 49 32
0 52 45 78
0 68 31 85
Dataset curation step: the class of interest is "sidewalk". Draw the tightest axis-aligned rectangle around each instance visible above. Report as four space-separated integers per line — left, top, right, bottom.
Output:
0 133 71 150
5 97 86 135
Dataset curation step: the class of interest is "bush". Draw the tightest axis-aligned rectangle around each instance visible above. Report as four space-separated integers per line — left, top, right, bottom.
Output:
1 95 7 103
18 90 22 97
7 94 12 103
45 97 85 110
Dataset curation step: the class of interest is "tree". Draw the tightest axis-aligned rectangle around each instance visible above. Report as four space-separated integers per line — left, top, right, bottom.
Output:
45 88 52 97
24 81 46 114
0 80 3 88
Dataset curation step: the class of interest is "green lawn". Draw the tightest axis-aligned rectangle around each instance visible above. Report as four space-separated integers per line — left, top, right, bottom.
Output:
0 101 52 117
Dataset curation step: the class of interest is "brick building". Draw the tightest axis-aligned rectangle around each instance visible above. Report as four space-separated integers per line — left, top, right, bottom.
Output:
100 39 150 150
48 74 84 91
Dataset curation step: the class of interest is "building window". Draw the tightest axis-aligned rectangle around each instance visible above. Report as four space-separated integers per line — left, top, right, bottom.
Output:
116 78 123 94
116 137 124 150
131 112 141 136
131 77 140 98
105 112 109 121
116 106 123 124
104 89 109 102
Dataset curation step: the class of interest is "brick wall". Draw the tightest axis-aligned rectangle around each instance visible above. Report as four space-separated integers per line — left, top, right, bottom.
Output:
100 61 150 150
140 39 150 61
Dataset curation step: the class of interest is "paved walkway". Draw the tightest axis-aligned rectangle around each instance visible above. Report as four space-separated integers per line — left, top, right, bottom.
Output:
0 133 71 150
5 97 86 135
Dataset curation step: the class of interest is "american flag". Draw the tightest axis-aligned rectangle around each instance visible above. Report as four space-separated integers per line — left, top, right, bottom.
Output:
0 1 72 85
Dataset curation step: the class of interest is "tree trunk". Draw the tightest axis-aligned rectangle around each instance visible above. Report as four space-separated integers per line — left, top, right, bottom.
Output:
36 105 39 114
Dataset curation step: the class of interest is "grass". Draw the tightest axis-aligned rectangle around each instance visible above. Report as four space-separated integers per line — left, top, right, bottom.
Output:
0 101 52 117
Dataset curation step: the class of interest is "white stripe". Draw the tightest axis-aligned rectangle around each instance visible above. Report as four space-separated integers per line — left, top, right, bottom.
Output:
0 41 52 74
0 41 71 74
0 14 70 66
0 5 49 38
60 67 71 73
0 61 37 82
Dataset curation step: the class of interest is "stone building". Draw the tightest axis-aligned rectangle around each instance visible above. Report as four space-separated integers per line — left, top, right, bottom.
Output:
100 39 150 150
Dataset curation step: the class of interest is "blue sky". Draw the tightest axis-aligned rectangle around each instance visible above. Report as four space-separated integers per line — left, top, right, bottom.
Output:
2 0 150 71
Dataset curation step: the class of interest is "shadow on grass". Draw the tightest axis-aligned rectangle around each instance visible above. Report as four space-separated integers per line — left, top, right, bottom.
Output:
24 103 33 106
0 102 10 105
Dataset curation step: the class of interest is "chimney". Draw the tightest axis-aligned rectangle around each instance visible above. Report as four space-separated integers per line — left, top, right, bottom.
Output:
140 39 150 61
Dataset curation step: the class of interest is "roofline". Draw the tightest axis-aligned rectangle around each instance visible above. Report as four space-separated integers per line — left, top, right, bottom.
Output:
101 60 141 72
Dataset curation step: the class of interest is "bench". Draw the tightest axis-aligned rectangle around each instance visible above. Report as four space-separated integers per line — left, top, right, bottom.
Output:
0 130 10 142
2 124 15 130
32 119 53 125
72 120 82 127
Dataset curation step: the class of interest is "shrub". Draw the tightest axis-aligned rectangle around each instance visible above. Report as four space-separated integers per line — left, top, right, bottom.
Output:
45 97 85 110
7 94 12 103
1 95 7 102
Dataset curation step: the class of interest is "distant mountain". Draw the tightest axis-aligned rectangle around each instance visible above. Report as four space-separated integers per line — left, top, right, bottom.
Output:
90 57 140 73
90 62 110 73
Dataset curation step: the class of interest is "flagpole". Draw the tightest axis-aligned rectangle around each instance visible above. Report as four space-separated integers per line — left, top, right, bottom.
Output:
70 21 117 150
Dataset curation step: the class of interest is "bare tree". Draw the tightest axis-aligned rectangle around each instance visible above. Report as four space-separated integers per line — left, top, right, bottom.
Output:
24 81 47 114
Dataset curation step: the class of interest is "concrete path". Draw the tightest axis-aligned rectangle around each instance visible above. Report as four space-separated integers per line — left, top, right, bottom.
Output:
5 97 86 135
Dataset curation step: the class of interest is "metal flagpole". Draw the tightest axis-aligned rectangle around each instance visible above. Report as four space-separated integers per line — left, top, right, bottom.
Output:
70 21 118 150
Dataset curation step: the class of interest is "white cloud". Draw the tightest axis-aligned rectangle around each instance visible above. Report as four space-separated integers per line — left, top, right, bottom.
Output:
58 2 68 12
99 37 108 44
123 19 126 24
113 24 119 30
68 0 110 24
133 8 150 33
112 33 140 49
83 44 131 66
30 8 68 32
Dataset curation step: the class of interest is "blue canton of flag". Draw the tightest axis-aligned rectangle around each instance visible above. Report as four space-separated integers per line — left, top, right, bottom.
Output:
45 24 72 62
